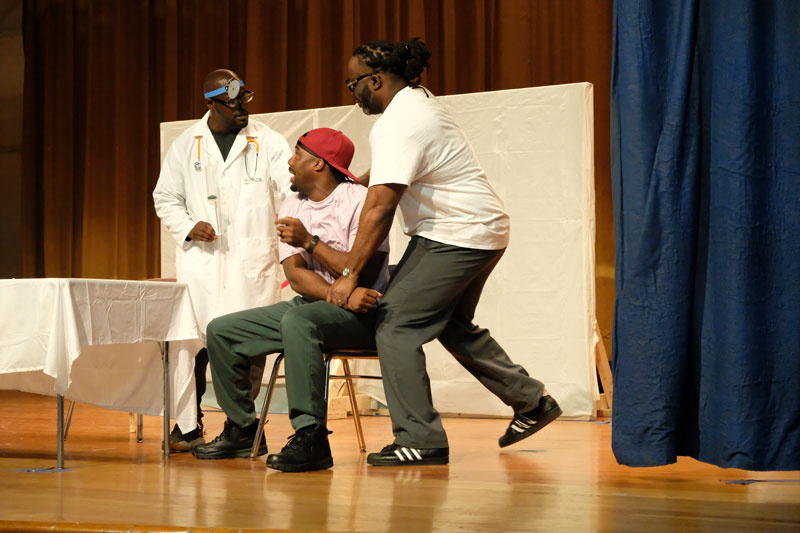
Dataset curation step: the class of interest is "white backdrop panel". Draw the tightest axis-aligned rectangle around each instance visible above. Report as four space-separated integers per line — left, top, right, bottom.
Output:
160 82 597 418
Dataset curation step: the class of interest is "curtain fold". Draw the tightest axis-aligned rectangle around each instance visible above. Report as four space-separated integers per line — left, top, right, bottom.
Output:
611 0 800 470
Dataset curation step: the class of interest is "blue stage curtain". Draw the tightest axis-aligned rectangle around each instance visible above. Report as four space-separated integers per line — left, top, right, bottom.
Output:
611 0 800 470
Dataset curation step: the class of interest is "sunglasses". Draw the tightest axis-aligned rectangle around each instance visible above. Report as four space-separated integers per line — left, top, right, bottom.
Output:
345 72 379 93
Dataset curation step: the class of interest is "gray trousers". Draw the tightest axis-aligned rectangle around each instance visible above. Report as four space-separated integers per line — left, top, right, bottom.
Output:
376 236 545 448
206 296 377 430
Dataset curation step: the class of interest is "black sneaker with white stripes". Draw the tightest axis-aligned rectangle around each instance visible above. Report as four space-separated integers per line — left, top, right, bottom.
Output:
367 443 449 466
499 395 562 448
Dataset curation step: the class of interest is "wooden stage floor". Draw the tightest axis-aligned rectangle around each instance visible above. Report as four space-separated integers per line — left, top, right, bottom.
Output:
0 390 798 532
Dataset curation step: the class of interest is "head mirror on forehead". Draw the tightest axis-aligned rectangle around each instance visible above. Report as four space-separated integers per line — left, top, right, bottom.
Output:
204 79 245 99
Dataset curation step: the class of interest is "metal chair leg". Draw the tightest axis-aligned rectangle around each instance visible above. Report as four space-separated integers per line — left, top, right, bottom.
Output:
251 353 283 460
323 354 334 401
341 359 366 452
137 414 143 443
63 400 76 441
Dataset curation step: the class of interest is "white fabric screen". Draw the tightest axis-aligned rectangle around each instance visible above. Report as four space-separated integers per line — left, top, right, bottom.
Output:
160 82 598 418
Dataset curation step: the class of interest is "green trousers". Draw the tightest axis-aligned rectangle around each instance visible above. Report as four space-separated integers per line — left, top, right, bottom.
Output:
206 296 377 430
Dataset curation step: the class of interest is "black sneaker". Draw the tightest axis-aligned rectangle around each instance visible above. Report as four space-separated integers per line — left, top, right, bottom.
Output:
366 443 449 466
499 394 562 448
167 421 205 452
192 419 267 459
266 424 334 472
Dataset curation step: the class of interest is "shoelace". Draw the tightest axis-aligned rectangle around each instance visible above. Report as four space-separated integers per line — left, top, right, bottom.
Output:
280 429 311 453
172 421 203 439
281 427 331 452
284 425 317 447
208 420 233 444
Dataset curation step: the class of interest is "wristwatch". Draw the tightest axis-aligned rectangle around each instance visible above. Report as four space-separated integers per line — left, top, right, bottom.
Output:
305 235 320 254
342 267 358 280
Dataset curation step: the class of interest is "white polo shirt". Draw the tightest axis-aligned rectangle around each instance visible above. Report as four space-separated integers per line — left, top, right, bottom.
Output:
368 86 510 250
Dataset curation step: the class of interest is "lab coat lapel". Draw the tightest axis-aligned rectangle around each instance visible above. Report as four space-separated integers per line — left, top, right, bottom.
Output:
190 114 222 232
222 128 249 172
197 117 225 166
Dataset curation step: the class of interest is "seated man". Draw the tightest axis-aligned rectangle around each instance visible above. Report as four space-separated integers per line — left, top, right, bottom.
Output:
191 127 389 473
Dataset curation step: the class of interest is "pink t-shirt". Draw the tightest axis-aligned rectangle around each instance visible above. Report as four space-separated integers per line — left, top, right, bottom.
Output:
278 181 390 292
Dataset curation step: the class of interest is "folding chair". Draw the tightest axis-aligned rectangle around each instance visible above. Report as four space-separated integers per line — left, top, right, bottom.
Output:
250 348 382 459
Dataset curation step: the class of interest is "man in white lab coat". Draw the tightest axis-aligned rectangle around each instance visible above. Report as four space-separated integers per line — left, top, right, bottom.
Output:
153 69 292 450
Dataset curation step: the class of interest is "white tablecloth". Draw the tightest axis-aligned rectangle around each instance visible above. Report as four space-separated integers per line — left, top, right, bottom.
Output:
0 278 201 431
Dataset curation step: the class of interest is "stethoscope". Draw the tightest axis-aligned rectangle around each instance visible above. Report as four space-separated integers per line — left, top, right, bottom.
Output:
193 135 260 182
243 136 260 182
193 135 204 171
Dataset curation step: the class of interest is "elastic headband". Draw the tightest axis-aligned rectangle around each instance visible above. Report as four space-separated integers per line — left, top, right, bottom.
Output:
204 80 245 99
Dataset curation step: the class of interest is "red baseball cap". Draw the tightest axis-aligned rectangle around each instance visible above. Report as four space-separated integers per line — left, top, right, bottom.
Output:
297 128 359 183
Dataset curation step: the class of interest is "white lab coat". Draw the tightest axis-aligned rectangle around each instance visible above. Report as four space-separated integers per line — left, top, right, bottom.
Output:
153 112 292 338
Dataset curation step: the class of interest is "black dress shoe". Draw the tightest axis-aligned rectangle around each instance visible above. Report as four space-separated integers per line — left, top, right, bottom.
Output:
167 421 205 452
192 418 267 459
499 394 562 448
266 424 333 472
367 443 449 466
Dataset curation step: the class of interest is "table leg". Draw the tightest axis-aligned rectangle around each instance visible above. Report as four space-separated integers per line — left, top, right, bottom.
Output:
57 395 64 469
63 400 76 441
162 341 170 461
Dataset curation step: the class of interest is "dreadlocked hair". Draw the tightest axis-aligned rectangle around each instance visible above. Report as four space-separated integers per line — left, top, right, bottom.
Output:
352 38 431 86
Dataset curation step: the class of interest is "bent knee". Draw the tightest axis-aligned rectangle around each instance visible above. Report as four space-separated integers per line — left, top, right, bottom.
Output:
206 315 229 338
279 307 316 335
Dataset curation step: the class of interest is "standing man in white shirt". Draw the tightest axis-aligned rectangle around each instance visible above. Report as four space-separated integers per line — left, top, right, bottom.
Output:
329 39 561 466
153 69 293 450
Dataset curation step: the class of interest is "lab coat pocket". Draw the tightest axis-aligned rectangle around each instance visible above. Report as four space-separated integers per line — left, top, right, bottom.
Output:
239 179 273 218
176 240 214 281
238 236 278 278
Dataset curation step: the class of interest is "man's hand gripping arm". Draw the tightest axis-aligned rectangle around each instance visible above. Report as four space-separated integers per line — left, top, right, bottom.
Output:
326 183 406 307
283 254 382 313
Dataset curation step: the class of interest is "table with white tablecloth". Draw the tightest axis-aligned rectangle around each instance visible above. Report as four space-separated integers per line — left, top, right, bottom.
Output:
0 278 202 465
